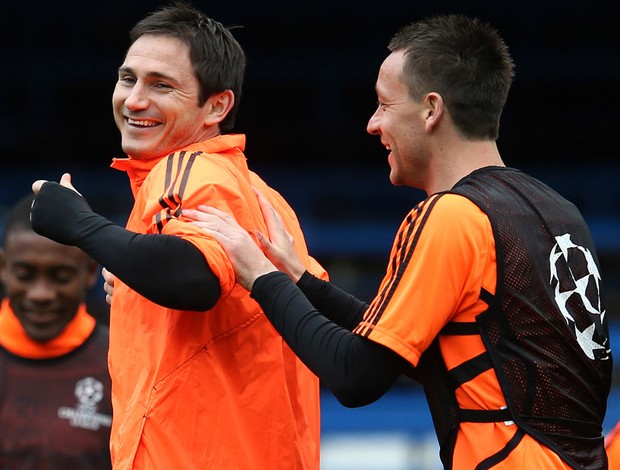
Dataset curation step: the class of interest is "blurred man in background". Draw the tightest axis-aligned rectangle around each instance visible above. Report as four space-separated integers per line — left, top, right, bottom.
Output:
0 194 112 468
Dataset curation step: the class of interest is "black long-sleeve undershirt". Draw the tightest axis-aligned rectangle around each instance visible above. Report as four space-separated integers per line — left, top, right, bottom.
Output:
296 270 368 329
251 271 411 407
31 181 220 311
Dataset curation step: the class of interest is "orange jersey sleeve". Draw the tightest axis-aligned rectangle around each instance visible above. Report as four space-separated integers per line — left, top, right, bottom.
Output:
354 193 495 365
354 193 573 469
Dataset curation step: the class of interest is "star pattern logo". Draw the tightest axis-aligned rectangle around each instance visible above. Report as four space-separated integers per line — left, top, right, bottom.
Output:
549 233 610 360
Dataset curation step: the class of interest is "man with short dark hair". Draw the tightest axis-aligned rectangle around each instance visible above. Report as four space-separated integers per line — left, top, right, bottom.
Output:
184 14 612 469
30 3 326 468
0 194 111 468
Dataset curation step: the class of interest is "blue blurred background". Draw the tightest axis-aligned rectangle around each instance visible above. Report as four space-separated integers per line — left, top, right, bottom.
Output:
1 1 618 468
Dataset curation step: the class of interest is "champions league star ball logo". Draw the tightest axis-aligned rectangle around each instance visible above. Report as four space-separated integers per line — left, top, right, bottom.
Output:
57 377 112 431
75 377 104 407
549 233 610 361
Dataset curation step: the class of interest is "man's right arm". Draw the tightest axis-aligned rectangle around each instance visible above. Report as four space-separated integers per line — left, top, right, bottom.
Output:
296 271 368 329
31 181 220 311
252 271 409 407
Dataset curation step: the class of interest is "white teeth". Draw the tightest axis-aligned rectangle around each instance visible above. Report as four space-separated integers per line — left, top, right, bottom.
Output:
128 118 157 127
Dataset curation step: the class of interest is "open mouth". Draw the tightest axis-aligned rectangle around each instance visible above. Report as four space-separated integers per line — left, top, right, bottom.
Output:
24 310 60 326
127 118 159 128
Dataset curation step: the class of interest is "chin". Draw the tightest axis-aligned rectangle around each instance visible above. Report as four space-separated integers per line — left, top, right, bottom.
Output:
121 144 149 160
389 171 403 187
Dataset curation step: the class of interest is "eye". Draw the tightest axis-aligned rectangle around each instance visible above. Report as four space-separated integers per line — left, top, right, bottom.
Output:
50 268 77 285
153 82 173 90
14 272 34 282
11 266 34 282
118 75 136 85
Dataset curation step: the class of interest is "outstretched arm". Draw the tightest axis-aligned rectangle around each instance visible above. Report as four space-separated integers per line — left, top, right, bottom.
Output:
183 203 410 406
31 174 220 311
184 188 369 326
252 271 409 407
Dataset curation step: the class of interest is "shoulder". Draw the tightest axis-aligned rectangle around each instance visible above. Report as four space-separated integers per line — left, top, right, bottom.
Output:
144 150 244 201
399 193 494 263
416 193 489 233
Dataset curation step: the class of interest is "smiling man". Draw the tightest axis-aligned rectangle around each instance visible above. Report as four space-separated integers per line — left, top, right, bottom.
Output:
182 14 612 470
0 194 112 468
29 3 326 469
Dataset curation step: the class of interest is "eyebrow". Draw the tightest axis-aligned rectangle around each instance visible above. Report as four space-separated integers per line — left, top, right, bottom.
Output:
117 66 178 83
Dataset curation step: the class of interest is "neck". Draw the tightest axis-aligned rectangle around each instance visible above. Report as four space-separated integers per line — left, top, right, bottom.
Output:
426 139 504 195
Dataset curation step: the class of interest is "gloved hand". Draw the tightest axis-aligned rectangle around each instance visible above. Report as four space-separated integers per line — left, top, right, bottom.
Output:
31 174 97 246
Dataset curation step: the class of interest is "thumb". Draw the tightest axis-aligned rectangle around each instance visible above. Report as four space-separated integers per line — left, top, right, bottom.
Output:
255 230 271 250
59 173 83 196
256 230 280 259
60 172 72 186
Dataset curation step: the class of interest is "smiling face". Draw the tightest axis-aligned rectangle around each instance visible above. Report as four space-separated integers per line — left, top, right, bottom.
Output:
0 230 98 342
367 51 431 189
112 34 218 160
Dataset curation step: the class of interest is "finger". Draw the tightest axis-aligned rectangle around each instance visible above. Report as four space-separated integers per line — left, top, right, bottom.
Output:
182 207 212 222
255 189 276 232
254 188 290 245
189 217 248 242
255 230 273 251
184 212 228 231
105 293 113 306
256 230 285 262
183 206 229 223
102 267 116 286
199 227 231 246
103 281 113 295
195 205 236 222
254 189 278 227
195 206 247 233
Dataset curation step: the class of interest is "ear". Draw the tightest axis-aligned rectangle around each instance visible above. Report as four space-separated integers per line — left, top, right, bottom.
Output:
424 92 444 133
203 89 235 127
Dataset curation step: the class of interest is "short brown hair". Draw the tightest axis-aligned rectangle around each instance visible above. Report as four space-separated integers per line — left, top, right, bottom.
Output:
389 14 514 140
129 2 246 133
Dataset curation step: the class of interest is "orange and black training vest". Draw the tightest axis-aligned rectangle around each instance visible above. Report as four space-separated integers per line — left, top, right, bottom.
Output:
419 167 611 469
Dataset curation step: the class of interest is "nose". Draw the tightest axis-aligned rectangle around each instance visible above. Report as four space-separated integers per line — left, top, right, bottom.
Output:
367 107 381 135
27 279 57 303
123 82 150 111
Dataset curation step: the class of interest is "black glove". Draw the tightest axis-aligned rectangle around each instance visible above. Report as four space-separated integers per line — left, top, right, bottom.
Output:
31 181 111 247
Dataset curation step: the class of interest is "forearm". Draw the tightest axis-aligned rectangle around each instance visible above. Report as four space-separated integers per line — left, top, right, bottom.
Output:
31 181 220 310
252 272 408 407
296 271 369 329
81 224 220 310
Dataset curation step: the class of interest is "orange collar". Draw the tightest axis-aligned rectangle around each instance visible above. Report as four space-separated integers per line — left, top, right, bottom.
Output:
110 134 246 195
0 299 96 359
